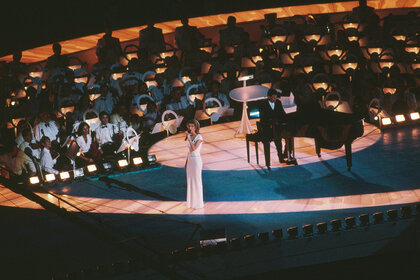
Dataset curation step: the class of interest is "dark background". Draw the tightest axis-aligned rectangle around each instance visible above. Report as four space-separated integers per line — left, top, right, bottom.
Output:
0 0 351 57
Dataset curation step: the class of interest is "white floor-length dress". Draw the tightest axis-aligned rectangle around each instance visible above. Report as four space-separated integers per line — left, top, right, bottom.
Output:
186 134 204 209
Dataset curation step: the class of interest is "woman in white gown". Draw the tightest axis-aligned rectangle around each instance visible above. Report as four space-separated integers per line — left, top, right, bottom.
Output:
185 119 204 209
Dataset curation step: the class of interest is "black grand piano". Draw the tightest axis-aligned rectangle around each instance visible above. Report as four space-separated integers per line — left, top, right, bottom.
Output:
260 109 364 170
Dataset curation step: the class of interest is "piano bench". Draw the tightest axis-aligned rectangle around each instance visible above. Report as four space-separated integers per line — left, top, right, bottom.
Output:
246 133 263 165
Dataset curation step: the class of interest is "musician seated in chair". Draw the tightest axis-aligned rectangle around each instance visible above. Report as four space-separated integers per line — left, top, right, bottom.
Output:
95 111 123 157
75 122 95 166
259 88 287 166
40 136 59 175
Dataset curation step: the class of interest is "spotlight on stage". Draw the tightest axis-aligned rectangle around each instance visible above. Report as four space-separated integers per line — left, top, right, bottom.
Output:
330 219 341 232
316 222 327 234
258 232 269 243
401 206 412 218
287 227 298 239
410 112 420 120
133 157 143 166
45 173 56 183
373 212 384 224
200 229 226 247
395 114 405 123
381 117 392 126
117 159 129 169
243 234 256 247
302 224 313 236
147 154 157 165
359 214 369 227
387 209 398 221
74 168 85 178
230 237 241 250
29 176 40 185
102 162 112 172
345 217 356 229
86 164 97 173
59 171 71 181
272 228 283 239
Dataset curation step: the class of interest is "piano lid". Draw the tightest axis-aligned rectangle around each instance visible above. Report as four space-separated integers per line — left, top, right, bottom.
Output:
229 85 269 102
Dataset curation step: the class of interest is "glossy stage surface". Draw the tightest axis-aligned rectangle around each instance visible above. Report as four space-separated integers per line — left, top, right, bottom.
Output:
1 121 420 278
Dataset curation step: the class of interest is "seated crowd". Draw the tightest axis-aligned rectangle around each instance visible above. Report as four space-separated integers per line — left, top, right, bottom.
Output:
0 0 419 182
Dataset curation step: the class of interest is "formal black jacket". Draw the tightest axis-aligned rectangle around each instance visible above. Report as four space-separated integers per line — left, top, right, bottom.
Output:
259 99 287 124
259 99 287 139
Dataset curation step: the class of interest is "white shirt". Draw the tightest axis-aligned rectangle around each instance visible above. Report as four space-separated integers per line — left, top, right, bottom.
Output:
93 93 114 115
19 141 41 160
76 134 92 153
268 100 275 110
110 114 128 135
35 121 59 142
40 148 58 175
95 123 117 147
204 92 230 107
15 133 25 147
0 150 36 176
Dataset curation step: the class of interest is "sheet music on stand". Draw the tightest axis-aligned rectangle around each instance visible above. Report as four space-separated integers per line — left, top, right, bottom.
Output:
65 140 80 161
151 116 184 134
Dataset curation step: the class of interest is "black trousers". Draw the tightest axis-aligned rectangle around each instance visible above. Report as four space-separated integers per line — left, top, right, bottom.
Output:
263 139 283 167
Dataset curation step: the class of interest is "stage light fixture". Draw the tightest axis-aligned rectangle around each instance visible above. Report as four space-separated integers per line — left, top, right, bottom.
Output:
401 206 412 218
258 232 269 242
373 212 384 224
410 112 420 120
272 228 283 239
345 217 356 229
395 114 405 122
133 157 143 166
387 209 398 221
330 219 341 232
316 222 327 234
102 162 112 171
327 48 344 60
359 214 369 227
243 234 256 247
59 171 71 181
185 246 198 259
29 176 40 185
342 22 359 30
118 159 129 168
302 224 313 236
381 118 392 126
392 35 406 42
405 46 420 55
74 168 84 178
45 173 56 182
86 164 97 173
147 154 157 164
230 237 241 250
287 227 298 239
382 87 397 95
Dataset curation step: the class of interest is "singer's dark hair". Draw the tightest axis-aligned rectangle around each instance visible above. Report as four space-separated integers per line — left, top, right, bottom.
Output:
77 122 90 136
186 119 200 134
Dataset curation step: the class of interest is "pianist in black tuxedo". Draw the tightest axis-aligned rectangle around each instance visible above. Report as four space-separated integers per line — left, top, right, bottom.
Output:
259 88 287 167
